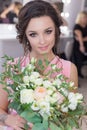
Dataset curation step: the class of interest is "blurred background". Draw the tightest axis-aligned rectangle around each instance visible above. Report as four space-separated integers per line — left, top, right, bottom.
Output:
0 0 87 101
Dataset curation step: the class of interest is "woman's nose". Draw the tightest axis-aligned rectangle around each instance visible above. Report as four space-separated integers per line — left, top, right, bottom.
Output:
39 35 45 44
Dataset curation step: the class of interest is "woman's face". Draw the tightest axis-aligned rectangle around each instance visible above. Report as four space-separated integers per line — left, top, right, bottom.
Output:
25 16 56 56
80 14 87 26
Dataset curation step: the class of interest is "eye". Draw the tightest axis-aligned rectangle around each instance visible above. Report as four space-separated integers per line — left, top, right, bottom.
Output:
29 33 37 37
46 30 53 34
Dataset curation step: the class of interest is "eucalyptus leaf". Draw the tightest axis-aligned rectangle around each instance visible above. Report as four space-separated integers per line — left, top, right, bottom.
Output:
65 124 72 130
49 122 62 130
32 123 46 130
21 111 41 123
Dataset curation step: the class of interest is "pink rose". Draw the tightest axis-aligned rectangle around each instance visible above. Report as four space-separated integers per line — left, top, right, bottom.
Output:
34 87 47 100
5 78 14 85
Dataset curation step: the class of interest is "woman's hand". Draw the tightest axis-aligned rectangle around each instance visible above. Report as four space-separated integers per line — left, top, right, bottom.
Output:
79 45 85 53
5 114 27 130
7 3 15 12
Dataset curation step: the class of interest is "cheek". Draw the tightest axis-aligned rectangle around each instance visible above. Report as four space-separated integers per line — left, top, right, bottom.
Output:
46 33 55 45
27 37 38 47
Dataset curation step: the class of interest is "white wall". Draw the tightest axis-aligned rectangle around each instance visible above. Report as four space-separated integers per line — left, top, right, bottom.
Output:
0 24 24 72
63 0 83 29
23 0 85 29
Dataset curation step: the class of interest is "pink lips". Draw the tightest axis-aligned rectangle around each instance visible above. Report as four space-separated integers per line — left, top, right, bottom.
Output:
38 45 49 51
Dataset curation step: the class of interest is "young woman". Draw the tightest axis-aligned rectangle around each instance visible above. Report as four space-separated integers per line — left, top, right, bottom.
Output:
0 0 78 129
71 11 87 78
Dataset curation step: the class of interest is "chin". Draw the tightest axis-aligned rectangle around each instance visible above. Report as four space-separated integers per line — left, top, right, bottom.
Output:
38 50 50 55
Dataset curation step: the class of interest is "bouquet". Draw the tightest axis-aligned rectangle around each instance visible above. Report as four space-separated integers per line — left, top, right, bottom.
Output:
0 55 86 130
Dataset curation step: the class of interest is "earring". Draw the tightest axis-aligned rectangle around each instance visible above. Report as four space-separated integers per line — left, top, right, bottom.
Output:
27 42 29 45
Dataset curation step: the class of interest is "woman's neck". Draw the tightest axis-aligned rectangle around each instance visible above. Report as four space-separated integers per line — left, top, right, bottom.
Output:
14 8 19 16
30 51 55 62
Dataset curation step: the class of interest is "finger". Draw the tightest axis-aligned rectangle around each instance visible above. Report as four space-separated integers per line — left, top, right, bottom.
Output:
17 115 27 124
27 122 33 128
14 125 23 130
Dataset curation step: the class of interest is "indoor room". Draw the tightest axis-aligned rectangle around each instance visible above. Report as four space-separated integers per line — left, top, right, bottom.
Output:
0 0 87 130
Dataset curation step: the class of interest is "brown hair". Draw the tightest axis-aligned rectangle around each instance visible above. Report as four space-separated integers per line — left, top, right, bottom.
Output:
16 0 63 55
14 2 22 11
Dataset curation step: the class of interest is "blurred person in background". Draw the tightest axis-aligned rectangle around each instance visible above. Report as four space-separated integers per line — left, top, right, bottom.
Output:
0 1 22 24
52 2 68 59
52 2 68 27
71 11 87 78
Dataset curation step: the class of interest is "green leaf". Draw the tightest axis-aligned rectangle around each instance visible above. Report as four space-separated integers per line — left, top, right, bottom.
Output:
67 117 79 129
49 122 62 130
65 124 72 130
43 115 48 129
32 123 46 130
20 111 41 124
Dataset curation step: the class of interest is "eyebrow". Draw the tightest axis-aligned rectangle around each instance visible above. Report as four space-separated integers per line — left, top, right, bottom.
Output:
28 27 53 33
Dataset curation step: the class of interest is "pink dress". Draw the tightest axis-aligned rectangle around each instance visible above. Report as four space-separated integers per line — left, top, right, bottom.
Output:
0 55 71 130
20 55 71 78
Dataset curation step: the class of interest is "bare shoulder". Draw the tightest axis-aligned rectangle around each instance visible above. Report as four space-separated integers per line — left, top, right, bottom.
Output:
70 62 78 87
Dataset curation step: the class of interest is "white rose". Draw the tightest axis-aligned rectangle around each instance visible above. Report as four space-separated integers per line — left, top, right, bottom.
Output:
20 89 34 104
45 95 50 102
39 101 50 116
31 72 40 78
39 101 50 110
61 104 68 113
29 75 36 82
68 92 78 110
23 76 30 84
34 78 43 85
31 101 40 111
47 89 53 95
68 101 77 110
49 94 58 104
75 93 83 101
68 92 75 101
43 80 52 89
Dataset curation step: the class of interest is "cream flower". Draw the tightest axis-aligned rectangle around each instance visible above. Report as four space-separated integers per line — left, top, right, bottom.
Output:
61 104 68 113
43 80 52 89
68 101 77 110
20 89 34 104
75 93 83 101
34 78 43 86
23 76 30 84
31 101 40 111
39 101 50 116
31 72 40 78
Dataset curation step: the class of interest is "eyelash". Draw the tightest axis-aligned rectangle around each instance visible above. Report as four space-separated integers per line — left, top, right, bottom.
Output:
29 33 36 37
46 30 53 34
29 30 53 37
